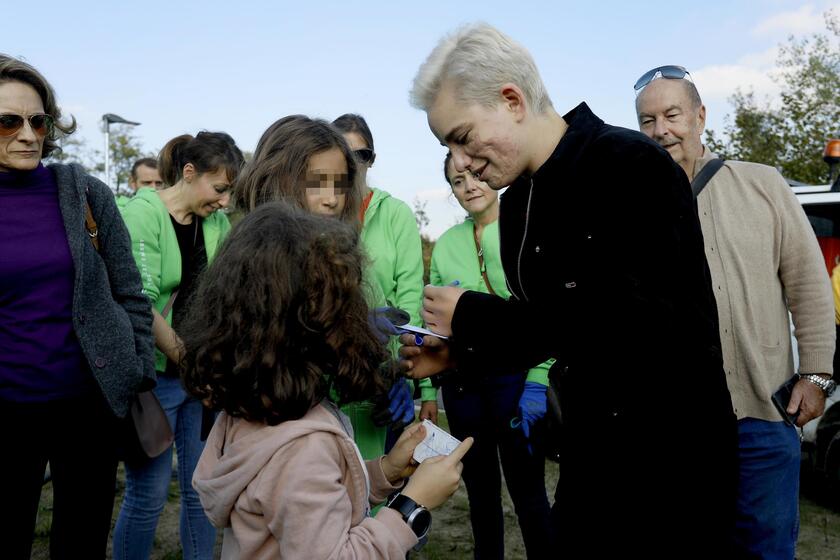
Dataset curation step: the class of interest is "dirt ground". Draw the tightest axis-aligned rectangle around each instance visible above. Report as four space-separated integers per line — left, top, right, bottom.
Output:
31 422 840 560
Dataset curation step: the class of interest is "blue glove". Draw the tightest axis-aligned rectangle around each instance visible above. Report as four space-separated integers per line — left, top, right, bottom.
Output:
517 381 548 451
368 307 409 343
388 379 415 428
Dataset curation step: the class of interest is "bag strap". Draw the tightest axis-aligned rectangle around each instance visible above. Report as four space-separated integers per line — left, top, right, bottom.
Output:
691 158 725 198
473 229 497 296
84 191 100 252
161 290 179 320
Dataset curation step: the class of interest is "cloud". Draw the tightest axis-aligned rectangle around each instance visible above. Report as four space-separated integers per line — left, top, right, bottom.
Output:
689 46 783 106
752 3 837 36
692 66 780 105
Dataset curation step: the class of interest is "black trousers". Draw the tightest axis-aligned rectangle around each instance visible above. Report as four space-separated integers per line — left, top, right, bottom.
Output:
443 374 552 560
0 392 120 560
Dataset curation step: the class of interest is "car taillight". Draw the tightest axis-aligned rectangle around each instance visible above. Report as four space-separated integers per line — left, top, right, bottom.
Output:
825 139 840 165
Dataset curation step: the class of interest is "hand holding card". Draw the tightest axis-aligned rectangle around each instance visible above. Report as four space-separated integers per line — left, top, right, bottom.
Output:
412 419 462 463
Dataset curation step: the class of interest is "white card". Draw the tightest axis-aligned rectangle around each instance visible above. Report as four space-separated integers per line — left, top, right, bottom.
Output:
396 323 449 340
412 419 461 463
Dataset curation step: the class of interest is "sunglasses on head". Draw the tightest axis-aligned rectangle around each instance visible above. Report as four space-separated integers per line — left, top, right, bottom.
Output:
0 113 54 138
353 148 375 165
633 65 691 92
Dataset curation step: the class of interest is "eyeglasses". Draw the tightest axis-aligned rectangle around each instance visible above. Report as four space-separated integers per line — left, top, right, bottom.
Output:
633 65 692 92
353 148 375 165
0 113 54 137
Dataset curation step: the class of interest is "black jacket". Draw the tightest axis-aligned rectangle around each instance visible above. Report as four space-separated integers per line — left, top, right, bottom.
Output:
450 104 737 555
52 164 155 417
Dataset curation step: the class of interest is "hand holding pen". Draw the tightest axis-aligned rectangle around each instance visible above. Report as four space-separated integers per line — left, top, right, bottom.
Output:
407 280 460 346
420 280 464 338
399 280 461 378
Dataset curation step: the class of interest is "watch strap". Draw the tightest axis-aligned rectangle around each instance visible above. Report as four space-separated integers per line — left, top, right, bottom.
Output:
386 493 431 549
800 374 836 396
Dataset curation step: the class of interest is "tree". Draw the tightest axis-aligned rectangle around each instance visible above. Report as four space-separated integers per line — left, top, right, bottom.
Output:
47 134 100 173
107 124 147 195
706 10 840 183
413 197 435 285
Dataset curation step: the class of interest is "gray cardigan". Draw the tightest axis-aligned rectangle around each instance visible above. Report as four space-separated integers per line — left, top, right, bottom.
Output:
51 163 156 417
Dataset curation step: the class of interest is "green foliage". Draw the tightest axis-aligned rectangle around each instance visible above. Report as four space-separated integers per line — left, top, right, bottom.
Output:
413 197 435 284
47 134 99 172
108 124 147 194
707 10 840 184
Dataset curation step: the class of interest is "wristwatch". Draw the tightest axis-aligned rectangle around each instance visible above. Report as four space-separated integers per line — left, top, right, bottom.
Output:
800 374 837 397
386 493 432 551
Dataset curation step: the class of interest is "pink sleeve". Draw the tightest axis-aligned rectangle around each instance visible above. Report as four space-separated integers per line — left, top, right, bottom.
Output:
366 458 405 505
258 433 418 559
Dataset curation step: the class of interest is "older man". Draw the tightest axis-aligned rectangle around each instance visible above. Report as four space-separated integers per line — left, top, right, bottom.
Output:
635 66 836 559
401 24 738 557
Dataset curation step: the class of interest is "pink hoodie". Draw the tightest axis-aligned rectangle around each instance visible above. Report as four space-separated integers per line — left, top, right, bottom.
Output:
192 403 418 559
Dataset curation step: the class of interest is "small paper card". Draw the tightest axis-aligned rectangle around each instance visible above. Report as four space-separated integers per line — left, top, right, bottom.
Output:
412 419 461 463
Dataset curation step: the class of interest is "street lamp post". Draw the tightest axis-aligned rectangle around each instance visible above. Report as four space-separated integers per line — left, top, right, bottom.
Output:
102 113 140 191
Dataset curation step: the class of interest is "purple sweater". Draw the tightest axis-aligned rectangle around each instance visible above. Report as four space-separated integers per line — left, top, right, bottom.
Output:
0 164 93 402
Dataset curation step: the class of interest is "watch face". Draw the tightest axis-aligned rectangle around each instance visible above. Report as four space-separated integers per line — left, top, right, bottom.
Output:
408 508 432 538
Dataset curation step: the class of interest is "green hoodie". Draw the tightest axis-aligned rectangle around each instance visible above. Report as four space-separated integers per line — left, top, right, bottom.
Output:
360 188 436 402
340 271 389 461
430 219 553 385
116 194 132 209
121 187 231 372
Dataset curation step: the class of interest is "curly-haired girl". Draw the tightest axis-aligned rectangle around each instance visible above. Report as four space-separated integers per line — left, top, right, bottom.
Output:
182 202 472 558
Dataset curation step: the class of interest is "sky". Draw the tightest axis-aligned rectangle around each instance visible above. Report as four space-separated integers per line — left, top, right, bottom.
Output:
4 0 839 237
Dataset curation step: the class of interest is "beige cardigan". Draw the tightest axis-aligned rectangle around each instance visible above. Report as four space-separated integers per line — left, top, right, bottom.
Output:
693 147 835 420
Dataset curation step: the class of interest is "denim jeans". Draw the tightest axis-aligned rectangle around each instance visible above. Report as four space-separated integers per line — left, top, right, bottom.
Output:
113 376 216 560
733 418 800 560
443 374 552 560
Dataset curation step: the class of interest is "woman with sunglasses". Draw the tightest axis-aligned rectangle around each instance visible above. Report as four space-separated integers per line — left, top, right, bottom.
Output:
430 153 553 559
114 131 244 560
0 54 155 558
332 114 438 441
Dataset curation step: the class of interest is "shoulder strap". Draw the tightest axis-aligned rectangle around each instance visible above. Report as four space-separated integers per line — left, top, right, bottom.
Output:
161 290 179 319
473 228 497 296
84 190 100 252
691 158 725 198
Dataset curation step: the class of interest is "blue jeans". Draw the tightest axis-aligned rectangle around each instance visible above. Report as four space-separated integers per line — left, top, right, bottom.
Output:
113 376 216 560
734 418 800 560
443 374 551 560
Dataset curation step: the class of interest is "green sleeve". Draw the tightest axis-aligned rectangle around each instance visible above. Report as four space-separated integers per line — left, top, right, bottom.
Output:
121 201 163 306
418 243 443 401
420 380 437 401
429 243 442 287
525 358 555 386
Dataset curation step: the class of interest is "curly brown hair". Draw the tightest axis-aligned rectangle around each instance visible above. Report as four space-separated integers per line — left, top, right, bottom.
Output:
179 202 390 425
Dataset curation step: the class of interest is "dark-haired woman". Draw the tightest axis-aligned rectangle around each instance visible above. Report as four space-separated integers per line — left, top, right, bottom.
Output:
115 132 244 560
0 54 155 559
